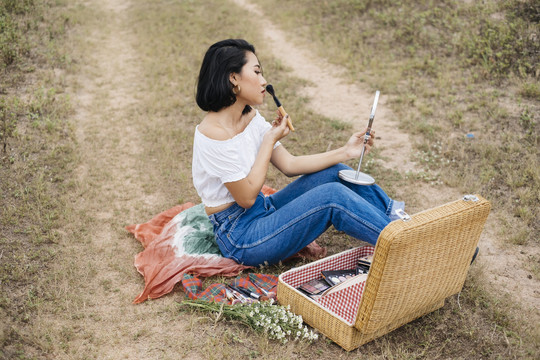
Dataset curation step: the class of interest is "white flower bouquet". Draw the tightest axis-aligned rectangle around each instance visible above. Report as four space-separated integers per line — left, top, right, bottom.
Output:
180 299 318 344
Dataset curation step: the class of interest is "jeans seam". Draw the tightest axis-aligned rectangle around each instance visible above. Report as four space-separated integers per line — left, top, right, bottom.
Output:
215 234 231 253
386 199 394 217
231 203 383 249
216 234 244 263
227 208 246 236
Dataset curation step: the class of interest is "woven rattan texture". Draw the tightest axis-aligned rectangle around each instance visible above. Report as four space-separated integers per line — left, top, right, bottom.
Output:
277 195 491 351
355 196 491 333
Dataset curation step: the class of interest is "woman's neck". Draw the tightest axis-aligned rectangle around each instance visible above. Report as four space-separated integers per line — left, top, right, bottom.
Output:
200 103 254 140
220 102 247 125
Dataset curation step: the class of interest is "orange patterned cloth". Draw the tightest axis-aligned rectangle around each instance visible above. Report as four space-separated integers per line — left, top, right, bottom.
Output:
126 186 327 303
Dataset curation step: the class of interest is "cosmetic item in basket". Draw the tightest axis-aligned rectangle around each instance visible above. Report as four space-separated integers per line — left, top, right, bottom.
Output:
321 269 357 287
356 264 370 274
357 255 373 267
297 278 331 297
356 255 373 274
320 273 369 297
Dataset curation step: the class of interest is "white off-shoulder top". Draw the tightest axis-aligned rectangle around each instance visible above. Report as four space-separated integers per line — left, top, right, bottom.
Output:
192 110 280 207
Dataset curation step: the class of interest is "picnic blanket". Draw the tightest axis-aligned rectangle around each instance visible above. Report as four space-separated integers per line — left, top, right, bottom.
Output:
127 186 327 303
181 273 278 304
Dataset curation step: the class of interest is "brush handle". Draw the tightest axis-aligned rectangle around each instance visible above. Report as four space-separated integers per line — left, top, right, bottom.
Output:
277 106 295 131
232 285 267 301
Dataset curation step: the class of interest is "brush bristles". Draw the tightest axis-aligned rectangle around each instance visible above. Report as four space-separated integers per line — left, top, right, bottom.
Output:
265 84 275 96
266 84 282 108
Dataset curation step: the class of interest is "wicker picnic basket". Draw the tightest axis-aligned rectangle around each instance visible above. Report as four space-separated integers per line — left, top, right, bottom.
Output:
277 195 491 351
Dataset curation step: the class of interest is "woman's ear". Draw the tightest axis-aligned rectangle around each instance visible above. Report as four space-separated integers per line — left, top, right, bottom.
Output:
229 73 238 86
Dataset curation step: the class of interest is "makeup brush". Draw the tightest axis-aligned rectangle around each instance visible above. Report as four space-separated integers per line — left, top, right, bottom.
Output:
250 281 277 301
229 285 270 301
226 285 254 303
266 84 295 131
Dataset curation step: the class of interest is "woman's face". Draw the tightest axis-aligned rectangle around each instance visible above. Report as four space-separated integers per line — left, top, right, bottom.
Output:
231 51 267 106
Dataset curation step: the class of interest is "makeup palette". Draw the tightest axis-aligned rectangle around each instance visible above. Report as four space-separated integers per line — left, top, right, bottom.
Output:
297 278 331 296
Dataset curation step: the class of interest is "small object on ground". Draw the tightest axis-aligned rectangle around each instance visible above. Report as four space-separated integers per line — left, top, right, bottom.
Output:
471 246 479 265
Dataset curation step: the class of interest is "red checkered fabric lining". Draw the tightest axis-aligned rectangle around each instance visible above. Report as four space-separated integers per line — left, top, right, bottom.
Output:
318 279 366 324
280 246 374 324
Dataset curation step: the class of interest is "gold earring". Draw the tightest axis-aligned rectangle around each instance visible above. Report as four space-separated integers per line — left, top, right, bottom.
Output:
233 85 241 95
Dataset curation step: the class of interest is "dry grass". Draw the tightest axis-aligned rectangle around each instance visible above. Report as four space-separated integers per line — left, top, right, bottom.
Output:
1 0 538 359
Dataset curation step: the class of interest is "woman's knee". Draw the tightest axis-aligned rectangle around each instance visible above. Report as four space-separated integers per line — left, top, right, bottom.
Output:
309 163 351 183
312 183 356 204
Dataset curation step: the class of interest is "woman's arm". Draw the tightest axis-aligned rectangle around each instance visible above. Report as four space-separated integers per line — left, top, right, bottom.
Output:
224 114 291 209
223 137 274 208
224 112 375 207
271 129 375 177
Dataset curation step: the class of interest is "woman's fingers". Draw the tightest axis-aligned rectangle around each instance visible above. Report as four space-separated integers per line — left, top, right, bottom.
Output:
280 115 291 134
270 114 290 142
274 113 290 129
368 130 375 146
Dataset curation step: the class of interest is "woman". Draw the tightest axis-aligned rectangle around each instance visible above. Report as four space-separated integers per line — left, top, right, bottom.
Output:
192 39 404 267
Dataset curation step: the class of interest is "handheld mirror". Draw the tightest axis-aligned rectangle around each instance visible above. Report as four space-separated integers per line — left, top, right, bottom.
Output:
338 90 380 185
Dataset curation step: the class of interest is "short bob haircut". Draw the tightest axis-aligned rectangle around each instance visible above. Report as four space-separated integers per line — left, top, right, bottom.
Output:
196 39 256 115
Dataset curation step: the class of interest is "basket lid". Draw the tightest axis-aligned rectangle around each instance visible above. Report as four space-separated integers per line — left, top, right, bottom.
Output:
354 195 491 333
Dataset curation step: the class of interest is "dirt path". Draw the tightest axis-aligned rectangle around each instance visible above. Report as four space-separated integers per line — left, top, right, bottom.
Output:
56 0 194 358
233 0 539 320
231 0 416 174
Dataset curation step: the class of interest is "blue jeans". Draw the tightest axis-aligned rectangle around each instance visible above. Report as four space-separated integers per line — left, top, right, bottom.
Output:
209 164 404 266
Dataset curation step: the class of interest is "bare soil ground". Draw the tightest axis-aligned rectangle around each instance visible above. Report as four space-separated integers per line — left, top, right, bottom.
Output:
52 0 192 358
50 0 538 357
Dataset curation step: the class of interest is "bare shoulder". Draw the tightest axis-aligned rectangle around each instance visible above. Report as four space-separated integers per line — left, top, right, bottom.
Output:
198 109 257 141
197 114 229 141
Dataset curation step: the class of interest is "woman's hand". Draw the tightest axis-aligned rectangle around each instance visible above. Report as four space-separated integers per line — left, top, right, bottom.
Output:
265 111 290 143
344 128 376 160
270 126 376 178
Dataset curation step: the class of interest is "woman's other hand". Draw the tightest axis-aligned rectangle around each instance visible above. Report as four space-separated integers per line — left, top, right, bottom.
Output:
344 128 375 159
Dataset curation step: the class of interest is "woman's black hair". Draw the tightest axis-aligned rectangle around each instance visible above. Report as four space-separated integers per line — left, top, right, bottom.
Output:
196 39 255 115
